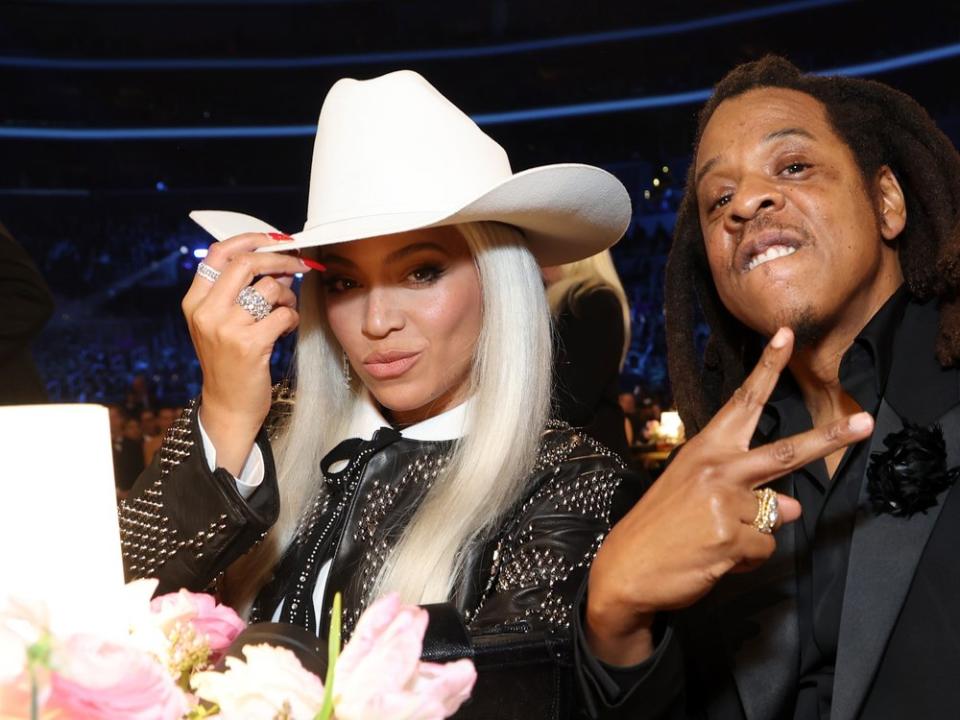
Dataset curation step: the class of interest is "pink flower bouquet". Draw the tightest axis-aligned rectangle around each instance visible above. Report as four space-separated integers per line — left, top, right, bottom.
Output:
0 585 475 720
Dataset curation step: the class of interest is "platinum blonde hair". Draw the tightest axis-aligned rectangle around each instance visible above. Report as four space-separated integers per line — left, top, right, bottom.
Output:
545 249 631 368
226 221 552 610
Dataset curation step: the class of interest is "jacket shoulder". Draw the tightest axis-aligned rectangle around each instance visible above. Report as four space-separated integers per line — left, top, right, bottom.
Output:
532 419 626 474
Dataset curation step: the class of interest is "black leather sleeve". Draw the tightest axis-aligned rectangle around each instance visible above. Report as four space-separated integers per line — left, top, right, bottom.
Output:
429 425 644 719
469 431 641 633
118 399 280 595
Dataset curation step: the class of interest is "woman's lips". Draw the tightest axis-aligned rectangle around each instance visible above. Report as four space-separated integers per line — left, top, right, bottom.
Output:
362 351 422 380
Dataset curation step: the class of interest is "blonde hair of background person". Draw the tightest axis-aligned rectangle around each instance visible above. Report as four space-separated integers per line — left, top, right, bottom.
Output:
228 221 551 611
545 249 631 367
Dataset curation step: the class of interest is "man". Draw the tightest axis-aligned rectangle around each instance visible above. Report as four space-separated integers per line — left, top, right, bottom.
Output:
576 56 960 719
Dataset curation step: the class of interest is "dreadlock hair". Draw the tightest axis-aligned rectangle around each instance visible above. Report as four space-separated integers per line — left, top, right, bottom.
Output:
665 55 960 435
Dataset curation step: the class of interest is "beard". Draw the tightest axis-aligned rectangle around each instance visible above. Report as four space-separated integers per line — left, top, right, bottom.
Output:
774 305 825 350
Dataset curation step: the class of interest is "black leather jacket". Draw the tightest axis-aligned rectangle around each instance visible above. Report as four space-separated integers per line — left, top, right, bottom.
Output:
120 397 640 718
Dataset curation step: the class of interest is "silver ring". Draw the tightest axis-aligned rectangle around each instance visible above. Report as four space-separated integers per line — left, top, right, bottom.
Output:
236 286 272 321
196 261 221 283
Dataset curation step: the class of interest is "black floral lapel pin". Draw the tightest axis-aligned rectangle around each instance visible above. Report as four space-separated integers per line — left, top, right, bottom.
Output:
866 422 960 517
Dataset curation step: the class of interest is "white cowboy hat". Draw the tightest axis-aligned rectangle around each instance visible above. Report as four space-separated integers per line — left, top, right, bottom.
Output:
190 70 631 266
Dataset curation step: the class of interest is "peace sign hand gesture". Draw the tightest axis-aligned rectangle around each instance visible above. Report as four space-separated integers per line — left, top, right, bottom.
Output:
584 327 874 666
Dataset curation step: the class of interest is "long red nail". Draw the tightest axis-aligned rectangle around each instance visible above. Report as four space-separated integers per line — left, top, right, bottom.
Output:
268 232 295 241
301 258 326 272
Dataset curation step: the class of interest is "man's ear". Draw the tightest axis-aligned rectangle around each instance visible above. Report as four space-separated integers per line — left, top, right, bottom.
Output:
876 166 907 241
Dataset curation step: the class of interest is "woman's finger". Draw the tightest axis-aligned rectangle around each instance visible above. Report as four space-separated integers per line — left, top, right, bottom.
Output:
203 232 294 270
736 412 874 489
207 252 310 307
707 327 794 447
228 276 299 327
250 276 298 310
252 305 301 342
186 232 294 300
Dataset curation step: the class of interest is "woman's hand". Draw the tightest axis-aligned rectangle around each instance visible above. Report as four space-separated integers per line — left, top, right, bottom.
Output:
584 327 875 666
181 233 311 476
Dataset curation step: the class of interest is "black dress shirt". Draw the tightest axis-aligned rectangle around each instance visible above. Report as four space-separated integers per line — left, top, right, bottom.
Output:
755 287 910 719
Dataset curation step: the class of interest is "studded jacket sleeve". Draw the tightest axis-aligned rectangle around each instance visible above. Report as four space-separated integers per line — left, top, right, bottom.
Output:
433 423 641 719
467 423 641 633
118 399 281 595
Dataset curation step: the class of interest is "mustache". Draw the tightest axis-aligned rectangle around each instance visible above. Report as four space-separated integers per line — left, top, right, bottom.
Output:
737 215 813 246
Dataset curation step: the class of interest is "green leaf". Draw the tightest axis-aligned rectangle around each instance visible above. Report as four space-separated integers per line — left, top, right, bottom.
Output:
315 592 342 720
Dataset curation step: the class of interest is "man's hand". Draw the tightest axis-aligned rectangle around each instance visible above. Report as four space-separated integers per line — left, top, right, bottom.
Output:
585 327 874 665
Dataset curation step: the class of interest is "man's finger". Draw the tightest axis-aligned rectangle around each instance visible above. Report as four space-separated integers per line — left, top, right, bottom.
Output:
708 327 794 448
736 490 801 528
738 412 874 488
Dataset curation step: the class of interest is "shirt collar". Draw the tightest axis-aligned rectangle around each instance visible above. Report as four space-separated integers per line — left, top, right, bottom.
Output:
758 285 910 439
346 390 471 442
843 284 910 399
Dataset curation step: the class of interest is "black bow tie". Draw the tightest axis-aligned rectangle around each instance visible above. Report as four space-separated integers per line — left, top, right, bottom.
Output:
319 426 403 491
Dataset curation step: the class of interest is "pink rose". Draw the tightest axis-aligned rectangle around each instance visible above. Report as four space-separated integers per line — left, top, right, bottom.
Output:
191 643 326 719
151 589 245 654
46 634 189 720
0 598 52 718
334 593 476 720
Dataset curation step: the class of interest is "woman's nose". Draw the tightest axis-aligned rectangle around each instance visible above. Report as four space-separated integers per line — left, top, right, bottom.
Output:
362 288 405 337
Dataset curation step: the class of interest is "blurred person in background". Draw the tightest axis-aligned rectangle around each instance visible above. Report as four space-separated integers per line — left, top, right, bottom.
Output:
0 221 54 405
545 249 633 460
109 404 144 500
143 406 178 464
617 391 637 446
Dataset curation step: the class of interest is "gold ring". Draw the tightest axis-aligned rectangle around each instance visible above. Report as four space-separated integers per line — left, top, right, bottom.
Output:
752 488 779 534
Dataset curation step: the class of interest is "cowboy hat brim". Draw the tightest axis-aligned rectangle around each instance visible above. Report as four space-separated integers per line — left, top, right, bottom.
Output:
190 163 631 266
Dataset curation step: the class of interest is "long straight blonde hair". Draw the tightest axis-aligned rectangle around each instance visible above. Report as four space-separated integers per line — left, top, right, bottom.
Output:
227 221 552 610
545 249 631 367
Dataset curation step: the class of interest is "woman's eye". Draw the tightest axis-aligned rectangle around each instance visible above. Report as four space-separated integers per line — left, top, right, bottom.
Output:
408 265 445 285
324 276 357 293
783 162 810 175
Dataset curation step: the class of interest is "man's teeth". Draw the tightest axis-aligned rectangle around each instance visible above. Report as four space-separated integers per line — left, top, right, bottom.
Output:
747 244 797 271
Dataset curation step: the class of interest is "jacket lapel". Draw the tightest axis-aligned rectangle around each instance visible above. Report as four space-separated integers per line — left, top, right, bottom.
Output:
716 472 800 720
831 397 960 720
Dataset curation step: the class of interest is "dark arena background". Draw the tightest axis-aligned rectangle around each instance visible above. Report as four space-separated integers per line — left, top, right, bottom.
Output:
3 0 959 410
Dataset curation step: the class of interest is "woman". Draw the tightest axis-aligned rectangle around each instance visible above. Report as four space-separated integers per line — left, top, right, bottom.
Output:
546 250 633 460
119 71 635 716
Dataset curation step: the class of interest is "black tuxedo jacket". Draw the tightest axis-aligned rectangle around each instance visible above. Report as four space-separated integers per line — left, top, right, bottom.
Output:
578 299 960 720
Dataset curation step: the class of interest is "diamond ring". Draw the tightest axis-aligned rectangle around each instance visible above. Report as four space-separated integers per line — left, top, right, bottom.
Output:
236 286 272 321
196 261 221 283
752 487 779 534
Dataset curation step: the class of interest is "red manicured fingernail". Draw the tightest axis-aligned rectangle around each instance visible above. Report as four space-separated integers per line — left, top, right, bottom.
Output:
301 258 326 272
268 232 295 241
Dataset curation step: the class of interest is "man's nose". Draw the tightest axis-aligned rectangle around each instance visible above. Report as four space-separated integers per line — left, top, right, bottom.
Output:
725 176 786 228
